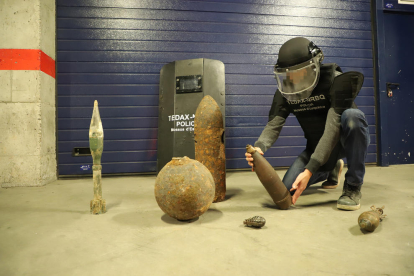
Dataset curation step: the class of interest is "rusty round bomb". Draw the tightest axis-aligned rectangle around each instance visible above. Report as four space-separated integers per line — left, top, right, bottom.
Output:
246 144 292 210
358 205 386 232
154 156 215 221
195 95 226 202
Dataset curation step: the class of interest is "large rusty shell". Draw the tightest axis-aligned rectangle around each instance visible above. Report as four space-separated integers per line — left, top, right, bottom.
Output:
194 95 226 202
154 156 215 221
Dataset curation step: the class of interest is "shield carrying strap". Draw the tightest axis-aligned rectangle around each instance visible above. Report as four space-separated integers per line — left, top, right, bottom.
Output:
330 72 364 114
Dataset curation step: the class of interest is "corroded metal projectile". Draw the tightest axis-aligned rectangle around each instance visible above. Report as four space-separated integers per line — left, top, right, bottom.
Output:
194 95 226 202
246 144 292 210
154 157 215 221
244 216 266 228
89 100 106 215
358 205 386 232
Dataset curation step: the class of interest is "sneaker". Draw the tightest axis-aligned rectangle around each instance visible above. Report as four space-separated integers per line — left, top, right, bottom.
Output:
321 159 344 189
337 182 362 211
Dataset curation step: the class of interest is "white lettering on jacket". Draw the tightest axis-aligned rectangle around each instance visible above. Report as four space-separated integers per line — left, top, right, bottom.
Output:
287 94 326 105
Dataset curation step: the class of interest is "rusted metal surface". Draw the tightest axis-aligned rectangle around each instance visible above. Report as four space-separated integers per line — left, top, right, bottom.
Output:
154 156 215 221
246 144 292 210
194 95 226 202
358 205 386 232
244 216 266 228
89 100 106 215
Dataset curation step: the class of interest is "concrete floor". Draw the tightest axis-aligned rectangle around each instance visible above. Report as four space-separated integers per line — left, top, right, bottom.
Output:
0 165 413 276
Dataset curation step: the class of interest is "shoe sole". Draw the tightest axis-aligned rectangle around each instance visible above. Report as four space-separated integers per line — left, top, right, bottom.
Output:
337 203 361 211
321 160 344 189
321 183 338 189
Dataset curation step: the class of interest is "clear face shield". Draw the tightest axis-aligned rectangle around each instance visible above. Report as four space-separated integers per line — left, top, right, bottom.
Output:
274 55 322 101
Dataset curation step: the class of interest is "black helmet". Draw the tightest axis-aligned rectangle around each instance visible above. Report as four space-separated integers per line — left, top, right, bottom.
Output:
274 37 324 101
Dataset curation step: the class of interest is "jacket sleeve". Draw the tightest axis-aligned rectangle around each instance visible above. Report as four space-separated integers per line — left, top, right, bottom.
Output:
254 90 290 153
305 107 341 174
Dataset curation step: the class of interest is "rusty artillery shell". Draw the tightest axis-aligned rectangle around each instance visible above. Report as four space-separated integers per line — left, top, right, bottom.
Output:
194 95 226 202
246 144 292 210
244 216 266 228
358 205 386 232
154 157 215 221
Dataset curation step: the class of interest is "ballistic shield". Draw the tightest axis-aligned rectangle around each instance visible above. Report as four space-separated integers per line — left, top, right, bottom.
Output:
157 58 225 172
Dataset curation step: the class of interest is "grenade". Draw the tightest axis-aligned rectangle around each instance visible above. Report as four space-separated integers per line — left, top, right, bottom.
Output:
154 157 215 221
244 216 266 228
246 144 292 210
358 205 386 232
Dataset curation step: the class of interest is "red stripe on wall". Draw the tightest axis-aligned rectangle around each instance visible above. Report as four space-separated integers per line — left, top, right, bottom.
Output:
39 51 56 78
0 49 56 78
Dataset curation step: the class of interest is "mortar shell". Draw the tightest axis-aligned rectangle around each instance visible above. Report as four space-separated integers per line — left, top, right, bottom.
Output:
246 144 292 210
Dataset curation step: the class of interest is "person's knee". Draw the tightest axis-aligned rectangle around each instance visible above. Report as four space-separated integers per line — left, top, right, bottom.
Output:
282 174 295 191
341 109 367 130
341 109 370 146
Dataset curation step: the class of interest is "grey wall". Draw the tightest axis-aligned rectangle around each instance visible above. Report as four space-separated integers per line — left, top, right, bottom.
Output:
0 0 56 187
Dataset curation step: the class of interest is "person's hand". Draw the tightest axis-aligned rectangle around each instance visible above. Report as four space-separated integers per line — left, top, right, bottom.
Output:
245 147 264 172
290 169 312 204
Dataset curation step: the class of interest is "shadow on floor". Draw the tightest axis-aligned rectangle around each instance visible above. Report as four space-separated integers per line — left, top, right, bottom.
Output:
302 185 330 196
105 200 122 211
223 188 244 201
161 215 200 224
349 222 383 236
161 208 223 225
261 199 338 210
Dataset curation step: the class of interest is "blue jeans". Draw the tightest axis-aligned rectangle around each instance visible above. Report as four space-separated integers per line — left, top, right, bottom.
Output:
282 109 370 192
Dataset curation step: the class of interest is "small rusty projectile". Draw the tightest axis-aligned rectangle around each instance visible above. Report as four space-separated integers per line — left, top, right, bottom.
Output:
89 100 106 214
358 205 386 232
246 144 292 210
194 95 226 202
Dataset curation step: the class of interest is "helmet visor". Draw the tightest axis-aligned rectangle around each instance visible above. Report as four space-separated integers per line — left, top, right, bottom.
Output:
274 57 320 101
